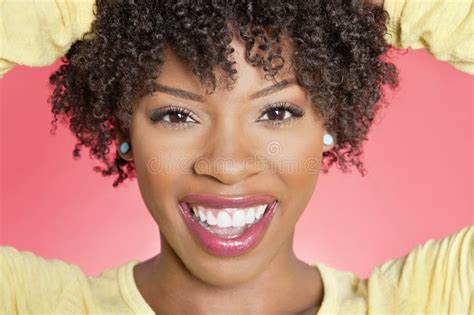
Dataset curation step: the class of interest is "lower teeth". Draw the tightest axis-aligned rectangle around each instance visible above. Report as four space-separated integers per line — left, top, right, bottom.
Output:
198 220 255 229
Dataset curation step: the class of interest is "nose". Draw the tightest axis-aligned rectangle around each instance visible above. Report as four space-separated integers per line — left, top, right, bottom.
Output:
193 124 264 185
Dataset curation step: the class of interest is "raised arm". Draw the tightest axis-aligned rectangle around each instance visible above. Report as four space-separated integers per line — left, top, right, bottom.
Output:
1 0 473 78
0 0 95 78
382 0 474 74
365 225 474 313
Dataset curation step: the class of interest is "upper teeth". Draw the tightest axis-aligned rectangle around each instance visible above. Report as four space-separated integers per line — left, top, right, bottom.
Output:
190 204 268 228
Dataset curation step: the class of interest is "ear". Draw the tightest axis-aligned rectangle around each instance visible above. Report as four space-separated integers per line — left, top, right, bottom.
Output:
115 126 134 161
322 130 336 152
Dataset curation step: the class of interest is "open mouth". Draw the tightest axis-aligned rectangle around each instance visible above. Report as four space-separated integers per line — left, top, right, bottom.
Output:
185 202 273 238
179 199 279 256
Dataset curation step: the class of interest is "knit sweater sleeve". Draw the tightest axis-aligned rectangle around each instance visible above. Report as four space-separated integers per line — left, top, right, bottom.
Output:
367 225 474 313
0 246 91 314
0 0 95 78
0 0 473 77
383 0 474 75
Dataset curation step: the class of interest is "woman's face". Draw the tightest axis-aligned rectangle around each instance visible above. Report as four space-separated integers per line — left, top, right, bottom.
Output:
121 35 334 287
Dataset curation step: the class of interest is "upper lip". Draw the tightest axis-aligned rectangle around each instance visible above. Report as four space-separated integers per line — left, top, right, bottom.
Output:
181 194 278 209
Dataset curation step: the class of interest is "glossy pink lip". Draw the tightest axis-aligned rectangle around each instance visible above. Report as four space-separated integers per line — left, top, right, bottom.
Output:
181 194 278 209
178 199 278 257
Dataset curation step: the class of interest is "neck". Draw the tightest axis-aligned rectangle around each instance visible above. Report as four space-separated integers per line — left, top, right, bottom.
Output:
134 231 324 314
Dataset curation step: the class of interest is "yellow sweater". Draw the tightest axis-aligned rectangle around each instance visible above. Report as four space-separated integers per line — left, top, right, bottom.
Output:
0 0 473 77
1 225 473 314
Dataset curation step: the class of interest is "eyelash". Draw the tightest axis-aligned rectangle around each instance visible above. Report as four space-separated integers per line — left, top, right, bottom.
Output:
257 102 305 127
149 102 305 129
149 105 196 130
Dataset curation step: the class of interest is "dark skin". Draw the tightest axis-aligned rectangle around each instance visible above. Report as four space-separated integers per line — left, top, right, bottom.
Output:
117 2 384 314
371 0 384 6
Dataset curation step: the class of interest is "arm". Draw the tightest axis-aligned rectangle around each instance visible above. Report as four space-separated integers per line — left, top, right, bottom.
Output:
382 0 474 75
369 225 474 313
0 0 95 78
0 246 87 314
1 0 472 77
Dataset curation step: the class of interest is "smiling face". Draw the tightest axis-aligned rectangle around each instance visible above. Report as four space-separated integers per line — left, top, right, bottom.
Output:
117 34 334 287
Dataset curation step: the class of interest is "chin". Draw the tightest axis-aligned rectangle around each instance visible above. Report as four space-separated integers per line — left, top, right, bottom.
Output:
184 256 267 288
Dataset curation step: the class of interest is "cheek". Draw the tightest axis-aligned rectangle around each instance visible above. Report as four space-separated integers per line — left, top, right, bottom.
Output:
272 125 323 178
270 126 323 216
129 123 198 220
137 145 190 191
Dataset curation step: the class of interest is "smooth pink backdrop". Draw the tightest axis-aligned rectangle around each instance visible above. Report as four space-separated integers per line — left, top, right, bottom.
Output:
1 47 473 278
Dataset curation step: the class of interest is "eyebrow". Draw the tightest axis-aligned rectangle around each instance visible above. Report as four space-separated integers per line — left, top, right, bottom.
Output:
249 78 297 100
153 84 204 102
153 78 297 102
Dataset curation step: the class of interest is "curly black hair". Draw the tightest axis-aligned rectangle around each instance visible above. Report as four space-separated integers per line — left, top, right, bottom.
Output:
48 0 399 187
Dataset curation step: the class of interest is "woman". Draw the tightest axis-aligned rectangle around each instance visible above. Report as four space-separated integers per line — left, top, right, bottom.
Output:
1 0 472 314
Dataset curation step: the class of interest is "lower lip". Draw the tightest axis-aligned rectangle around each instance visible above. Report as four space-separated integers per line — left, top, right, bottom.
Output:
179 200 278 257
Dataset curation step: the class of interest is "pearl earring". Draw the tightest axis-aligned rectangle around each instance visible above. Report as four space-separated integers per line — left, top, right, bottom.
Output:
323 133 334 146
119 141 130 154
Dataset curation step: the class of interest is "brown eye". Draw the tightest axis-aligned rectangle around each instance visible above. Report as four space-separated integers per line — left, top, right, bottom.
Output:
166 111 191 123
264 108 291 121
257 102 305 125
150 106 196 124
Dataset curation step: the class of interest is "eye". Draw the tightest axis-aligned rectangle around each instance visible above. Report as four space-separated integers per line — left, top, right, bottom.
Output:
257 102 305 126
149 105 198 129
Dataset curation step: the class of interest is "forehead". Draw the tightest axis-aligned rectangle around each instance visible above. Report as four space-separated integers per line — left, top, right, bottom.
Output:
156 32 296 96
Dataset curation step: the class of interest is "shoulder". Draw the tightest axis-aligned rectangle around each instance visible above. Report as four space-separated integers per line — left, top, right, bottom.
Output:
0 246 89 313
1 246 144 314
1 246 84 280
368 225 473 312
316 226 473 314
375 225 473 282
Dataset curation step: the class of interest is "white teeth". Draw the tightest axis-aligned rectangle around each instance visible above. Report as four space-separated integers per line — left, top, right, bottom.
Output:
246 208 256 224
206 211 217 225
231 210 247 227
189 203 271 227
216 211 232 228
255 205 266 219
191 205 198 217
197 206 207 222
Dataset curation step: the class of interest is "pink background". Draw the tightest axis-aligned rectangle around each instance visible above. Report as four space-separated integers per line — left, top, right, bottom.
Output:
1 47 473 278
